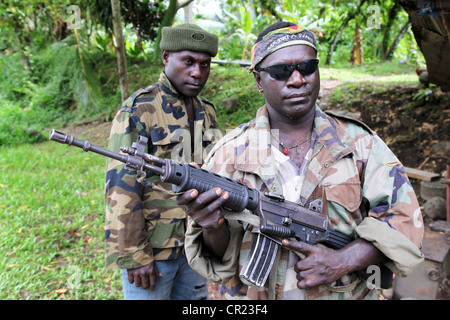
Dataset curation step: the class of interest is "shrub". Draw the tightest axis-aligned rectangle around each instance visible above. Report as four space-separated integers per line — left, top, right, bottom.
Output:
0 100 46 146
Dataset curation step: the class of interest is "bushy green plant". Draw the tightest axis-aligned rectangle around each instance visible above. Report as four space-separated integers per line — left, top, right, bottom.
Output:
202 64 265 130
0 53 31 102
0 99 46 146
0 32 109 145
33 36 103 116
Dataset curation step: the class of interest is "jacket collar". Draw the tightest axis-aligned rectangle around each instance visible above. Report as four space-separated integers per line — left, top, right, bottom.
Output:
234 105 355 198
158 72 181 98
157 72 208 122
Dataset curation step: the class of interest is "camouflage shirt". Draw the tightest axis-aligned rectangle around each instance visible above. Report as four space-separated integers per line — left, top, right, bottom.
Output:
105 72 219 269
185 105 424 300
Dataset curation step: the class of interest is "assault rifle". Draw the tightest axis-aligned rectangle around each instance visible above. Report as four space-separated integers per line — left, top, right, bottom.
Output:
49 130 392 289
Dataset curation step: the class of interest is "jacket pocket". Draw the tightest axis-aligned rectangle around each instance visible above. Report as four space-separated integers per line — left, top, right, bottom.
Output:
150 126 184 145
324 182 362 213
150 126 188 159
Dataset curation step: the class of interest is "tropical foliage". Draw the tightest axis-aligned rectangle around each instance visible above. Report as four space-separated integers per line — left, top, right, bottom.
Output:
0 0 424 146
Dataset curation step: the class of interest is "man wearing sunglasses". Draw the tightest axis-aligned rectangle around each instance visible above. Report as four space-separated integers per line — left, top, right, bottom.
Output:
179 22 424 300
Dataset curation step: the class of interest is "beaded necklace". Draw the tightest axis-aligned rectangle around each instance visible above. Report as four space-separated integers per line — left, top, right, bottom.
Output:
271 131 312 155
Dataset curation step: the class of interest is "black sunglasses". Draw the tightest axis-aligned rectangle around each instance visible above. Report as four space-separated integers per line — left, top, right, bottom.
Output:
257 59 319 81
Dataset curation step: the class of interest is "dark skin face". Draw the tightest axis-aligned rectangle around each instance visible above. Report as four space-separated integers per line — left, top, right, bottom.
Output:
163 49 212 151
162 50 212 97
253 45 320 167
253 45 320 125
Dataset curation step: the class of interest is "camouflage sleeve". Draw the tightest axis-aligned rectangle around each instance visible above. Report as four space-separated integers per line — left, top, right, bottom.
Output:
185 218 244 284
185 135 246 283
355 134 424 276
104 109 154 269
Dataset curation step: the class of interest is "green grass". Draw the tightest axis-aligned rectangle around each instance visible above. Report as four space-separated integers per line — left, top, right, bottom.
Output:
0 140 122 299
321 60 418 83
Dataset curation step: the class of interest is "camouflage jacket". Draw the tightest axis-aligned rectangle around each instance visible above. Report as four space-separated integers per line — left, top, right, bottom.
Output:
185 105 424 300
105 72 219 269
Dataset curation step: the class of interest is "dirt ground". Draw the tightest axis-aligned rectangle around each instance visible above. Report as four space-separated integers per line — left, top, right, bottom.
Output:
61 120 112 147
320 80 449 177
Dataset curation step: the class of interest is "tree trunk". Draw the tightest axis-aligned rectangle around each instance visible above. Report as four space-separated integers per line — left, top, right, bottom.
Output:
325 0 366 65
381 2 401 58
325 20 348 65
152 0 195 62
184 2 194 23
350 23 364 65
385 21 412 60
110 0 129 102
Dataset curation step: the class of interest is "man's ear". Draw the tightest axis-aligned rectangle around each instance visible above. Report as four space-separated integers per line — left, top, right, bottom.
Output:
253 71 263 93
161 50 170 66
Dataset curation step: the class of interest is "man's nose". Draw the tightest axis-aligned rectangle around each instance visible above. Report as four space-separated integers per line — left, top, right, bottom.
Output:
286 69 307 87
190 64 201 78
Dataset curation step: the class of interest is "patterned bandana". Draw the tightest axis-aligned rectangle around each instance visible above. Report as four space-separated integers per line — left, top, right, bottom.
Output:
250 25 317 70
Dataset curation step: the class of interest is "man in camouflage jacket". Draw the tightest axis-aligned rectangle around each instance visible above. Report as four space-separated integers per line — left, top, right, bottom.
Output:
105 24 219 299
178 22 424 300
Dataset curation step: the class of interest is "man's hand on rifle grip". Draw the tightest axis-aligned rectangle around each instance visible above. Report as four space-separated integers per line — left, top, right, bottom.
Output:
282 239 347 289
282 237 386 289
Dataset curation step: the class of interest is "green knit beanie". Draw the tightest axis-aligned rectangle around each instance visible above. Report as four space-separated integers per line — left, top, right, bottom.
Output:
160 23 218 57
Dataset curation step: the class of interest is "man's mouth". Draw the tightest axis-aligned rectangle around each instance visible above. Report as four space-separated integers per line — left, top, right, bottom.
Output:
186 83 201 89
284 92 310 102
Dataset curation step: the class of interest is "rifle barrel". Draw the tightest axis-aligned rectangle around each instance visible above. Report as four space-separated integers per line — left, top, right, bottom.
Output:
50 130 128 163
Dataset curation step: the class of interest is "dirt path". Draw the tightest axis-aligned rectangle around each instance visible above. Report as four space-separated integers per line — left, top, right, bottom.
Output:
320 79 341 101
319 75 397 102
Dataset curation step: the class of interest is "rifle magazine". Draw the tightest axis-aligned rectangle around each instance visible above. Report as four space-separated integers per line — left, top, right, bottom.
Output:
239 233 279 287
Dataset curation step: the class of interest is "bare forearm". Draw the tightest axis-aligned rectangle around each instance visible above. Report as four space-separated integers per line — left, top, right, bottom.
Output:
202 223 230 260
284 237 387 288
338 238 386 275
